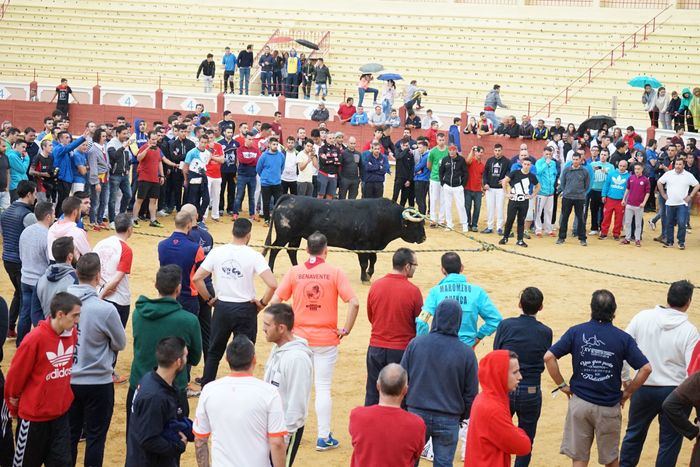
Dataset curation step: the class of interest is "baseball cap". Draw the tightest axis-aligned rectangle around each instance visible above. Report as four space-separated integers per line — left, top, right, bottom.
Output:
448 144 458 150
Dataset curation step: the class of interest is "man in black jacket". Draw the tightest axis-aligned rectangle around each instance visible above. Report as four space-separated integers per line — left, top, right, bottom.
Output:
392 139 415 207
166 125 195 213
339 137 361 200
499 159 540 247
495 116 521 139
482 144 511 234
196 54 215 94
439 145 469 232
236 45 254 95
126 337 190 467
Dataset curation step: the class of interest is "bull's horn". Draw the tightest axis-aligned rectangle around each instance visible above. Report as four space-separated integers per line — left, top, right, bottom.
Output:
402 208 423 223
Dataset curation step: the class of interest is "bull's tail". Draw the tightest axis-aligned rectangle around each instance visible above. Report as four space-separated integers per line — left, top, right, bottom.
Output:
262 218 274 257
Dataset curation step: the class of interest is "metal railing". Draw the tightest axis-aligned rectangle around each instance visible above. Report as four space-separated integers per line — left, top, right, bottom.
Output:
533 3 673 119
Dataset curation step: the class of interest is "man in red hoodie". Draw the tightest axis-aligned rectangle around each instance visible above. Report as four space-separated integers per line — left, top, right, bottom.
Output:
4 291 81 467
465 349 531 467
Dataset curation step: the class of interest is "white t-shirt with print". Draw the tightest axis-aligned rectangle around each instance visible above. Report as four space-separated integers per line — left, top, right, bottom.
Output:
658 169 699 206
193 375 287 467
200 243 269 302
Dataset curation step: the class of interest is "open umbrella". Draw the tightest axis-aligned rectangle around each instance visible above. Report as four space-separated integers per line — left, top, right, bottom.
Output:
295 39 319 50
268 36 293 44
577 116 616 136
628 76 662 88
359 63 384 73
377 73 403 81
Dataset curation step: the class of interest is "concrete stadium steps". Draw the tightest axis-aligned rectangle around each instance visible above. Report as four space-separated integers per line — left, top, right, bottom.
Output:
1 0 698 127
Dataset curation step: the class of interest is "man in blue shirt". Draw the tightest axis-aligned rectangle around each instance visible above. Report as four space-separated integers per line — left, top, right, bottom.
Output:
52 128 88 216
222 47 237 94
494 287 552 467
416 252 502 347
255 138 285 226
544 290 652 467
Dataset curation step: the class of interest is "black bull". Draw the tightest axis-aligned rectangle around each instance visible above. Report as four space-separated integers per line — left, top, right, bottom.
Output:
262 195 426 283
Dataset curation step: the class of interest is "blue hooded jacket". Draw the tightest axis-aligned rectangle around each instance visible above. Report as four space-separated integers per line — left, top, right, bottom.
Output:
52 136 86 184
418 273 502 346
414 151 430 182
255 149 285 186
535 157 558 196
448 125 462 152
401 299 479 419
602 170 630 200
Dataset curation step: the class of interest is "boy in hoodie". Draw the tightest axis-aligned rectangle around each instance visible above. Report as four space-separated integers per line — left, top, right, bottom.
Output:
619 280 699 467
413 140 431 215
256 137 285 225
4 291 82 467
126 337 190 467
67 253 126 467
37 237 78 318
401 298 479 467
448 118 462 153
416 252 501 347
263 303 313 466
439 144 469 232
465 350 531 467
600 160 630 240
128 265 202 424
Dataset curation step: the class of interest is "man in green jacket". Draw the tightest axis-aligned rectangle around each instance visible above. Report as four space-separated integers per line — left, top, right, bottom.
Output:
126 264 202 428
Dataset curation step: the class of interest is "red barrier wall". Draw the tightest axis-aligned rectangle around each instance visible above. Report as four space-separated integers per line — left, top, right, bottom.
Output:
0 100 547 156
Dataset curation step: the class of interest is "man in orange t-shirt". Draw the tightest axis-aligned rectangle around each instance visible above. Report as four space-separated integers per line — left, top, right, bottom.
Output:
270 231 359 451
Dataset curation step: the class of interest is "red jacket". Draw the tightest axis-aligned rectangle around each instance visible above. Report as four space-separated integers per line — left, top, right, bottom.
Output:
4 319 77 421
689 341 700 374
425 128 438 148
465 350 531 467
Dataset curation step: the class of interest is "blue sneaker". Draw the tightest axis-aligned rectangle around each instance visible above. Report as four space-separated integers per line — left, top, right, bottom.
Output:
480 228 493 234
497 228 503 235
316 434 340 451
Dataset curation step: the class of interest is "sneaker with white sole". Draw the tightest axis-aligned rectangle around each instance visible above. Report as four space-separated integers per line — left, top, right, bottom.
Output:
588 230 599 236
316 433 340 451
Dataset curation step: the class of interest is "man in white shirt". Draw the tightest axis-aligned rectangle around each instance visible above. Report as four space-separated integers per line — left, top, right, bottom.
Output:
193 335 287 467
296 140 317 196
281 136 299 194
263 303 313 466
193 218 277 386
620 280 699 467
657 158 700 250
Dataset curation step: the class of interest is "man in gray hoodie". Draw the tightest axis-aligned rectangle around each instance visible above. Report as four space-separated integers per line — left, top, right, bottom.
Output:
37 236 78 318
263 303 313 466
557 152 591 246
483 84 508 129
67 253 126 467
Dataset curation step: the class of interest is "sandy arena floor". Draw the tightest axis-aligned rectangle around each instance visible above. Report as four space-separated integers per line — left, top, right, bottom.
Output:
1 183 698 466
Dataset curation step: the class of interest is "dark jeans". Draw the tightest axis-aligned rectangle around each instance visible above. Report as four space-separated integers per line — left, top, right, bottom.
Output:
17 282 34 346
408 408 460 467
414 180 429 215
220 172 236 213
185 180 210 222
165 170 184 212
503 200 529 241
3 260 21 332
201 301 257 386
261 184 282 221
665 204 688 246
69 383 114 467
620 385 688 467
223 70 235 92
235 175 256 215
55 180 72 217
198 295 212 360
89 181 109 224
392 179 414 207
364 346 405 406
108 174 131 222
363 181 384 199
464 190 482 228
588 189 603 231
510 385 542 467
260 71 273 95
558 198 586 241
281 180 297 195
338 178 359 200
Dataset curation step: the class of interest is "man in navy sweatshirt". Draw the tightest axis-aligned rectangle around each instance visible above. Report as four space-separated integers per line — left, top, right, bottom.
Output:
401 299 479 467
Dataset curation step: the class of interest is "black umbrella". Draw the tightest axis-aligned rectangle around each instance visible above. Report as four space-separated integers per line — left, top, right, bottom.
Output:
295 39 319 50
577 116 616 136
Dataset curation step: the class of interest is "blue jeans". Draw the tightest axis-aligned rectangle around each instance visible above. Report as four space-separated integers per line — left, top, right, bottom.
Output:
239 67 250 94
510 385 542 467
408 408 460 467
620 385 688 467
260 71 273 95
109 174 131 222
17 282 35 346
382 98 392 117
89 181 109 224
484 110 499 128
464 190 483 228
315 83 328 97
358 87 378 107
235 175 257 215
664 204 688 245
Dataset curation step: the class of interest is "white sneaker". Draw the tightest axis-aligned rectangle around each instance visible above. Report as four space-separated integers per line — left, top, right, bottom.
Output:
588 230 599 236
648 220 656 231
157 209 167 217
109 222 115 230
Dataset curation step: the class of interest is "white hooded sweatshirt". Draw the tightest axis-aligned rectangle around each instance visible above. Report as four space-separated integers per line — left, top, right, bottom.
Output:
263 336 313 434
624 305 699 386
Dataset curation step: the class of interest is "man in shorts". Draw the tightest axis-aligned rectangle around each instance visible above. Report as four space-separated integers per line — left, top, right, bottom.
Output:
317 133 342 199
269 232 359 451
544 290 652 467
131 131 164 228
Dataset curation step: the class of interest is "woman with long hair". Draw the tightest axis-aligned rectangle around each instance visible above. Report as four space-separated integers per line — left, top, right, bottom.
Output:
464 116 478 135
380 79 396 118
